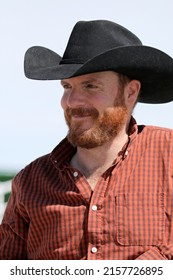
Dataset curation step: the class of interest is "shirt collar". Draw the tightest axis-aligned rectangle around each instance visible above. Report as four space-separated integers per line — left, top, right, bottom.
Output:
50 137 76 168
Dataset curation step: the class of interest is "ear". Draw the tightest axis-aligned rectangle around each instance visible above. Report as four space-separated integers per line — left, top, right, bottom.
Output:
124 80 141 108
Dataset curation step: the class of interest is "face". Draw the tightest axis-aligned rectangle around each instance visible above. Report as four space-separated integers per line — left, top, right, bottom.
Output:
60 71 129 149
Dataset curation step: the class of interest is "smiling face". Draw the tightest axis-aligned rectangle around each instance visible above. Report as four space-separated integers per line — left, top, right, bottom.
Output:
60 71 139 149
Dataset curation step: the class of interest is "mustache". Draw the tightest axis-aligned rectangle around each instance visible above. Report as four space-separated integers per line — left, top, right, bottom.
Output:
65 107 99 118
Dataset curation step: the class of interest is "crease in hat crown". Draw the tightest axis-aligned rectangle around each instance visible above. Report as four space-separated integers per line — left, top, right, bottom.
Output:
59 20 142 65
24 19 173 104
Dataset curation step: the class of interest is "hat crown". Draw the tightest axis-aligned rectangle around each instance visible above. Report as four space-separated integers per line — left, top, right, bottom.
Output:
61 20 142 64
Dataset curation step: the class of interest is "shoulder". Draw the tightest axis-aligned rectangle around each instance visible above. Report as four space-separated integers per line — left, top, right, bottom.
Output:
13 153 51 188
137 125 173 150
140 125 173 137
12 137 72 190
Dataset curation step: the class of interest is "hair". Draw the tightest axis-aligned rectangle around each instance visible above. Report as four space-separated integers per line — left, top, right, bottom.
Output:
117 73 131 88
116 72 141 106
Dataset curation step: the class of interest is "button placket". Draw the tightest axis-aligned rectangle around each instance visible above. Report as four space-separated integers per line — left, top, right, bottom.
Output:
87 176 109 259
87 199 102 258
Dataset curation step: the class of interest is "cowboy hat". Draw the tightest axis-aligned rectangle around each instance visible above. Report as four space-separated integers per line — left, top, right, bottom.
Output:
24 20 173 104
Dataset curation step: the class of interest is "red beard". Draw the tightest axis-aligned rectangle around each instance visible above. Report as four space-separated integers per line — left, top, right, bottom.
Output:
64 99 128 149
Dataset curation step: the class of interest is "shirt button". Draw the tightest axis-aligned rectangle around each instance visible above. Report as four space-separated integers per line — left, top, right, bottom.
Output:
91 247 98 253
73 171 78 177
92 205 98 211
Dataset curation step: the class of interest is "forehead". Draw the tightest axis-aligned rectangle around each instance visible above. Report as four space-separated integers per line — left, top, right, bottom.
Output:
61 71 119 84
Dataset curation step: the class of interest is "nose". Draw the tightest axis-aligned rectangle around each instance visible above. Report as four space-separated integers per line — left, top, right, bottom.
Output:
62 87 86 109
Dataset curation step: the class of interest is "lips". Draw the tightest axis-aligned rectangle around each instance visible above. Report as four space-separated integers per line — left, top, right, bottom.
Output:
66 107 99 119
72 113 91 118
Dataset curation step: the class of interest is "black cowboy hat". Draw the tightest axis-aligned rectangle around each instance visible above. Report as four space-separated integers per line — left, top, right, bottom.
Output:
24 20 173 104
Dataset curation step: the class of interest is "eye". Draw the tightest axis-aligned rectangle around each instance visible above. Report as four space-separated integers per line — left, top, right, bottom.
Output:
85 83 98 89
61 83 72 90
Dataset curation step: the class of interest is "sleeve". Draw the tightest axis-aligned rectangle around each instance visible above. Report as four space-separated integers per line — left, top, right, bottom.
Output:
0 175 29 259
136 131 173 260
135 244 173 260
135 247 169 260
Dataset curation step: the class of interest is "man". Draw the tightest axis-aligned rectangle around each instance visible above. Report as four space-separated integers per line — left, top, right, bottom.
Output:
0 20 173 260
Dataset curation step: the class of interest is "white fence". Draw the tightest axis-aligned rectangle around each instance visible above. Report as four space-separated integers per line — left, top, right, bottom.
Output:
0 180 12 223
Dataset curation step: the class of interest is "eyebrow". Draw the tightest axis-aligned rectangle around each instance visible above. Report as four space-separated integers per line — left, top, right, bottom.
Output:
81 79 103 85
60 79 104 86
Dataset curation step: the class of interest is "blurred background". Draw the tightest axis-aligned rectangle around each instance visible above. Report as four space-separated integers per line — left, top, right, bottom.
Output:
0 0 173 221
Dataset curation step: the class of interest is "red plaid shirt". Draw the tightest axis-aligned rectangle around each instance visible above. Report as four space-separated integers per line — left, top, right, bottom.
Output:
0 118 173 260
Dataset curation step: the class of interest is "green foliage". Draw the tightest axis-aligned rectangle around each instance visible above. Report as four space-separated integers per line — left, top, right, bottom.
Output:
0 173 16 182
4 192 11 203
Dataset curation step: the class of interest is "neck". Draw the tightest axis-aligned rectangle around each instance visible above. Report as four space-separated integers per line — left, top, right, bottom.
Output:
70 127 129 178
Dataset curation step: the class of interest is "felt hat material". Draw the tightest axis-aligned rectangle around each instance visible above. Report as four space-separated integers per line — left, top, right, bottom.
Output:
24 20 173 104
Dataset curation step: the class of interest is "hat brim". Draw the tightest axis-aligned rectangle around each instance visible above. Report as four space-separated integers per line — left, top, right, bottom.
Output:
24 45 173 104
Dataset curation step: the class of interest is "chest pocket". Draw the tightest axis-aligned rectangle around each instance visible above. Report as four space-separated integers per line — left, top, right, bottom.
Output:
115 192 165 246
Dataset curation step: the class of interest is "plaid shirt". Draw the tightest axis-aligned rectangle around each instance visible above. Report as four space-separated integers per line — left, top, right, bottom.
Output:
0 118 173 260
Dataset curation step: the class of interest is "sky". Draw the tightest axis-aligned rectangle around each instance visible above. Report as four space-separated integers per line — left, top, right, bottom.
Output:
0 0 173 172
